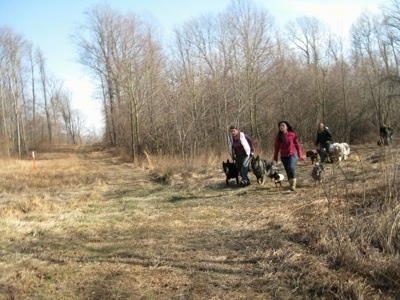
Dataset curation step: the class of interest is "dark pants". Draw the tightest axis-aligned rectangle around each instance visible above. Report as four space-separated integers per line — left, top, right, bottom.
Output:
318 142 331 163
281 155 297 179
235 155 251 183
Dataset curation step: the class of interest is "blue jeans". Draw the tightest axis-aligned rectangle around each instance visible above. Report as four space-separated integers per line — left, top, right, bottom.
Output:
281 155 297 179
235 155 251 183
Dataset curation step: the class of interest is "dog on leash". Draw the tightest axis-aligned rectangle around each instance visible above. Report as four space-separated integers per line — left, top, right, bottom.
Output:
251 155 273 185
311 162 324 185
222 159 239 186
306 150 319 164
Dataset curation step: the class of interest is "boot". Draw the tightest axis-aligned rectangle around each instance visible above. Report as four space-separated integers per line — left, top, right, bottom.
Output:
289 178 296 191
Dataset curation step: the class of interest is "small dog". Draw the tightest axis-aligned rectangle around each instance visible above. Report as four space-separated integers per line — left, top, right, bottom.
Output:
251 155 273 184
341 143 350 160
311 162 324 185
222 159 239 186
306 150 319 164
270 171 284 188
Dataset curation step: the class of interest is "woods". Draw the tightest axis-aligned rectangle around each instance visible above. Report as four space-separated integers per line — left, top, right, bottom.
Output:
1 0 400 159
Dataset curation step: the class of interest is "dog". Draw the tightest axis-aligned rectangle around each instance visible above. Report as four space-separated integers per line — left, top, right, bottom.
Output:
341 143 350 160
329 142 349 162
306 150 319 164
251 155 273 185
311 162 324 185
329 143 343 163
270 171 284 188
222 159 239 186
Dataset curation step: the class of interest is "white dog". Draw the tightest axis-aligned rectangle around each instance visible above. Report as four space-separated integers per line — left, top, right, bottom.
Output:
341 143 350 160
329 142 350 162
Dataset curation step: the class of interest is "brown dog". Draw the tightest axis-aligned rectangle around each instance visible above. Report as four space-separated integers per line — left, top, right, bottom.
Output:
306 150 319 164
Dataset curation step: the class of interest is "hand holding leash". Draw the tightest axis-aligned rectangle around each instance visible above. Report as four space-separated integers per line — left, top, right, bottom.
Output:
299 156 308 165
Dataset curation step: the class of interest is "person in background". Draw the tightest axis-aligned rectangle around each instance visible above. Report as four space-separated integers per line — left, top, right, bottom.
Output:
389 126 394 143
380 124 393 145
315 122 333 163
228 125 254 187
273 121 306 191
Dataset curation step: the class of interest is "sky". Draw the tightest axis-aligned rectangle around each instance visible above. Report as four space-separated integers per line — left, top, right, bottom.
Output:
0 0 388 134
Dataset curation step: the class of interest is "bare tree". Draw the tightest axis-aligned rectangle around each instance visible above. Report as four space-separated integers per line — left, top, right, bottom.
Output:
219 0 275 136
0 27 29 156
36 49 54 143
285 16 332 123
350 12 393 131
59 91 84 144
74 4 121 147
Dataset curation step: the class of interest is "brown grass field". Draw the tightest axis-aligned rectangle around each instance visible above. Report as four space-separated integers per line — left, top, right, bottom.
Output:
0 143 399 299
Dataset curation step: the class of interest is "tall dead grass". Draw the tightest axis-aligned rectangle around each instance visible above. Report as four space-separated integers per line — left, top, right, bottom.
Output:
295 145 400 298
0 145 399 299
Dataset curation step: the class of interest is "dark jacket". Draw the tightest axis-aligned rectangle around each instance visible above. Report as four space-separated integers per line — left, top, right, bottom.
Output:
315 127 332 145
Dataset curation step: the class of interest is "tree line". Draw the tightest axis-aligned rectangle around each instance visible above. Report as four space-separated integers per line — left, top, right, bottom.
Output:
1 0 400 160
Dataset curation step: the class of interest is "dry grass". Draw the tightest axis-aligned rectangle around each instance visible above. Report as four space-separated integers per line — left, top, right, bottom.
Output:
0 143 399 299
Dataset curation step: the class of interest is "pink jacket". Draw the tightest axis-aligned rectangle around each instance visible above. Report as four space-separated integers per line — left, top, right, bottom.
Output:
273 131 303 161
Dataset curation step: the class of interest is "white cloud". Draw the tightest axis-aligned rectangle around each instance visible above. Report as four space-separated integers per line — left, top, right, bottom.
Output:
262 0 385 36
64 75 103 132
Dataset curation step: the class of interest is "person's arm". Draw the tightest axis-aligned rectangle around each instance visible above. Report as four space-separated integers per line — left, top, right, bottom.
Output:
294 134 305 160
245 134 255 156
239 132 251 156
325 128 332 141
227 136 234 159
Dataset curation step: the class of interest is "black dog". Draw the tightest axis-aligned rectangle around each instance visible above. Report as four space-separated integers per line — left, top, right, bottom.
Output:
222 159 239 186
306 150 319 164
270 171 284 188
251 155 273 185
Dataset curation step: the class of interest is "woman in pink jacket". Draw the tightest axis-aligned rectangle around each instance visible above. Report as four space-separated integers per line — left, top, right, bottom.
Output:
273 121 306 191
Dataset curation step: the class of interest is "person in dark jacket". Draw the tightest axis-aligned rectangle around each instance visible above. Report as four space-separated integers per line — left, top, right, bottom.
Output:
379 124 393 145
315 122 333 163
